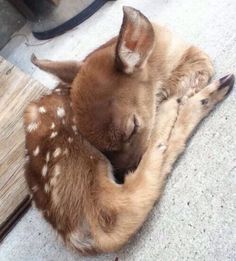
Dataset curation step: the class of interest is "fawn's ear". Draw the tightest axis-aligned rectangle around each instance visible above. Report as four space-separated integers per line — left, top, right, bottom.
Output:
115 6 155 74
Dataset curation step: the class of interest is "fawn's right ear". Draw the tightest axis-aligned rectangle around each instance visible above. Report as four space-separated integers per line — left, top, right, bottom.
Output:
115 6 155 74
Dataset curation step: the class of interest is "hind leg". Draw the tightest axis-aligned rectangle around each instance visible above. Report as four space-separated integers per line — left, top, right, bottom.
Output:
157 46 214 103
31 54 81 83
161 74 235 176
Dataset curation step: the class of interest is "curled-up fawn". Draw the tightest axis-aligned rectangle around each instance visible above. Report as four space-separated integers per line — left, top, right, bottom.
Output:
24 6 235 255
24 74 234 254
31 6 214 183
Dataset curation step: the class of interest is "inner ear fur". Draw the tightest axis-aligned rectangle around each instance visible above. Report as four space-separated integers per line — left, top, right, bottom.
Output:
115 6 155 74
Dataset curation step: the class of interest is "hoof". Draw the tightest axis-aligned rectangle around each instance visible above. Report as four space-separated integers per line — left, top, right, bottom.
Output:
219 74 235 90
31 53 38 65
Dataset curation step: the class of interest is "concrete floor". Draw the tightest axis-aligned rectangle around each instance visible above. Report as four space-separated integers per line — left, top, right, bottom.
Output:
1 0 236 260
0 0 26 49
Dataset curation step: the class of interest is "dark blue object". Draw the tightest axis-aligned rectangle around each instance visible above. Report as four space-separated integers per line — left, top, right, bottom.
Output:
33 0 115 40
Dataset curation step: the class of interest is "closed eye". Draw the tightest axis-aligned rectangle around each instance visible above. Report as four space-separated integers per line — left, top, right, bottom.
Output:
126 115 139 141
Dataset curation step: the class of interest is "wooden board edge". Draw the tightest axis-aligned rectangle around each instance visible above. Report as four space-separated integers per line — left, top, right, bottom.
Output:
0 195 32 243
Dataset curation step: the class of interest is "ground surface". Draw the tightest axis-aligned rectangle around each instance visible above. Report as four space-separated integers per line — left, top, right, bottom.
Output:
0 0 25 49
0 0 236 260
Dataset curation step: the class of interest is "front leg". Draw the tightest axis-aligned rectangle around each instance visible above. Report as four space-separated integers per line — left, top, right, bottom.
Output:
161 74 235 176
124 97 179 193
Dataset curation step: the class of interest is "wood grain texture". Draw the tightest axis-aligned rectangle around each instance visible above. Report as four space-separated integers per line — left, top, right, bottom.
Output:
0 56 48 228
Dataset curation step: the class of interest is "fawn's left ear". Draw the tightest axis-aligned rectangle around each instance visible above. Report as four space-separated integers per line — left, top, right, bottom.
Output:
115 6 155 74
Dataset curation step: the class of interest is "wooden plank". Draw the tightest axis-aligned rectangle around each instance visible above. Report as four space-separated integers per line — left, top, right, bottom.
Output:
0 56 48 236
0 195 31 242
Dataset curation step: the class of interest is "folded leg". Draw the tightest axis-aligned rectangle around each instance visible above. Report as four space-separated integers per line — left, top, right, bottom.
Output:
161 74 235 176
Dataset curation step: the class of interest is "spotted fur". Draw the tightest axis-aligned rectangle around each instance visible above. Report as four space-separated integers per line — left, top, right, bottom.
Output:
24 6 234 256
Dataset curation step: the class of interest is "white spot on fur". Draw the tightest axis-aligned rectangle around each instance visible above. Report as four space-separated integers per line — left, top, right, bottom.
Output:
120 43 140 74
63 148 69 156
33 146 40 156
72 125 78 134
50 131 58 139
27 122 38 132
50 167 61 205
53 148 61 158
54 164 61 177
57 107 65 118
50 165 61 187
26 104 39 125
46 152 50 162
31 185 38 192
62 119 66 125
50 122 55 129
49 176 57 187
68 137 73 143
39 106 46 114
72 116 76 123
42 164 48 177
52 189 60 205
44 183 50 193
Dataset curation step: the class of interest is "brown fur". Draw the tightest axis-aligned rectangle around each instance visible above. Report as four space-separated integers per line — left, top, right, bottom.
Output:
24 6 234 255
31 7 214 182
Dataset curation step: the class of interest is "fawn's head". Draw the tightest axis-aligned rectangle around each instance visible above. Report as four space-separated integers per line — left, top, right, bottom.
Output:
71 7 157 174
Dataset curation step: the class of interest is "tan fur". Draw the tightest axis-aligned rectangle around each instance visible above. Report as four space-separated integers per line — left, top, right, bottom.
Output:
24 6 234 255
31 7 213 182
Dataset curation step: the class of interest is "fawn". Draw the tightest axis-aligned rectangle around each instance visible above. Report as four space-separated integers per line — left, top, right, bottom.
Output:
24 6 235 255
30 6 214 182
